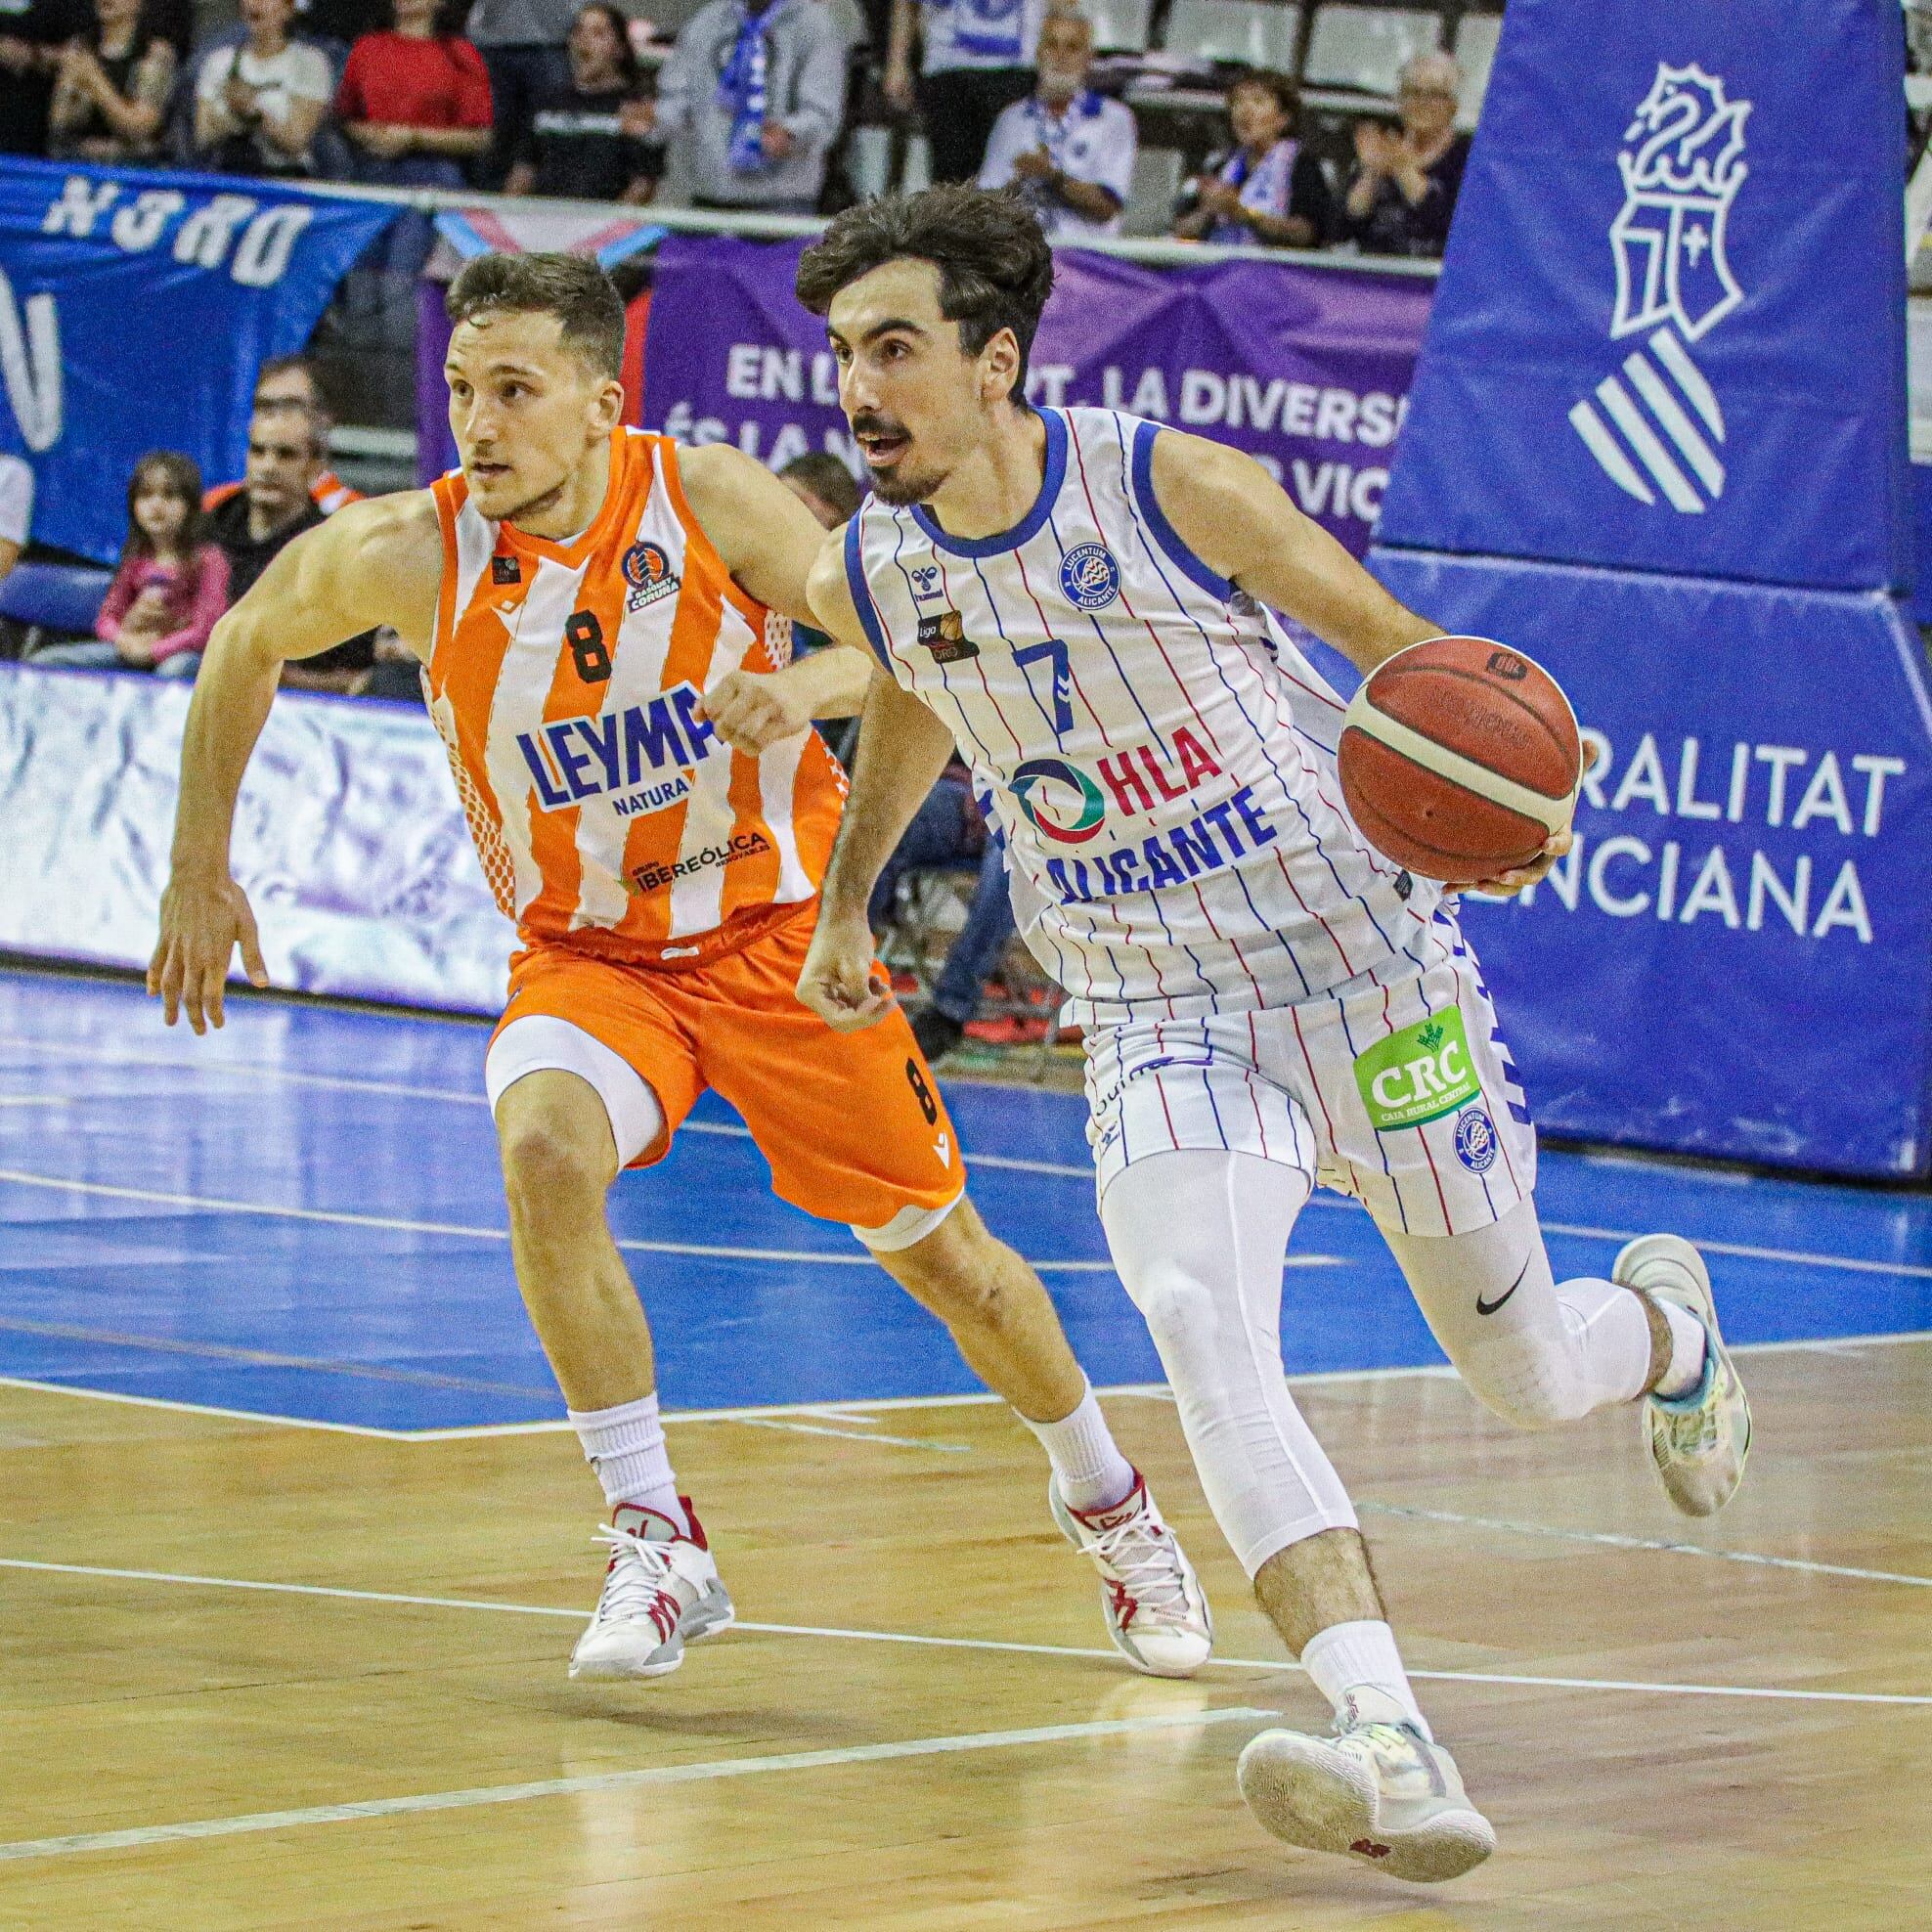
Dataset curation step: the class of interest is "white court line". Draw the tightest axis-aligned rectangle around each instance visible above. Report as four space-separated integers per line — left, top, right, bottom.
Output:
728 1417 971 1453
1364 1504 1932 1591
0 1705 1280 1866
5 1556 1929 1710
0 1167 1125 1274
7 1038 1928 1285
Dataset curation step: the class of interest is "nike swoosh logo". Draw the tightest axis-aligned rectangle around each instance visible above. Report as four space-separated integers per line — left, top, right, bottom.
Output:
1475 1257 1531 1317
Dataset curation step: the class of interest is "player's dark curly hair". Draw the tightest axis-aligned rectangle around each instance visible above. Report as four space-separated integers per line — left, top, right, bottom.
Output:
795 185 1056 392
446 251 626 379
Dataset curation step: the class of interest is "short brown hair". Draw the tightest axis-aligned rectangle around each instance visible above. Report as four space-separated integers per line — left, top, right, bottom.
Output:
795 185 1056 390
446 251 626 379
780 452 861 523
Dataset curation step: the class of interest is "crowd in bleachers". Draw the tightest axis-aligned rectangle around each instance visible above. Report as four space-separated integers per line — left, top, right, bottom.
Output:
0 0 1482 244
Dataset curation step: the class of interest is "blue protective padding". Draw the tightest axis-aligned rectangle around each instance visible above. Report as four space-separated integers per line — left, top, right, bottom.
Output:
0 562 113 635
1375 0 1910 594
1369 546 1932 1176
2 969 1929 1432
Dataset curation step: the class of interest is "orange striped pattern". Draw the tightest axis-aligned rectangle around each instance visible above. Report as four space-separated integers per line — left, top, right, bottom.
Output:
424 428 846 964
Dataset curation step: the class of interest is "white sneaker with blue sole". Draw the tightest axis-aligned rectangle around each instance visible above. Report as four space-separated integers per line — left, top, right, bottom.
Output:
1616 1234 1752 1517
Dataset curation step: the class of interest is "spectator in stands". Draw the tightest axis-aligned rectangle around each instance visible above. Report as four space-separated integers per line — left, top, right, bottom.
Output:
1341 50 1468 258
204 356 364 520
208 409 378 692
46 0 175 162
0 450 30 588
655 0 847 214
778 449 858 530
504 1 661 202
976 9 1132 241
884 0 1040 186
192 0 331 176
335 0 493 189
0 0 86 157
1173 68 1330 249
871 762 1017 1064
34 453 227 680
463 0 572 188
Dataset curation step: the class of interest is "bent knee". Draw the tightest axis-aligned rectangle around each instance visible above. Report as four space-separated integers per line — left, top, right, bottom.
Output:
495 1074 618 1203
1120 1261 1219 1348
1454 1343 1591 1429
881 1201 1024 1327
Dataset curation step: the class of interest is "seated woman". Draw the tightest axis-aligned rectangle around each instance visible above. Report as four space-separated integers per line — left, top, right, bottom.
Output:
192 0 332 176
34 452 228 681
504 2 661 203
1340 51 1470 258
1173 68 1330 249
46 0 175 163
334 0 491 189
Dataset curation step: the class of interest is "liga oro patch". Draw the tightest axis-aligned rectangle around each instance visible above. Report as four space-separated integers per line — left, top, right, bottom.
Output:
1352 1007 1483 1131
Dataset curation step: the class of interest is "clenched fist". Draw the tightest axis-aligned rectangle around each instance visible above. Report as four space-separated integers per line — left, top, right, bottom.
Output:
696 669 812 755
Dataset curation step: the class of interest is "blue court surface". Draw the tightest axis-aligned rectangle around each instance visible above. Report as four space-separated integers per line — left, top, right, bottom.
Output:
1 966 1927 1434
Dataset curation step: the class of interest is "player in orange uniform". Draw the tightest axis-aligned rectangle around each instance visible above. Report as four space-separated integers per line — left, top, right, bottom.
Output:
148 251 1213 1685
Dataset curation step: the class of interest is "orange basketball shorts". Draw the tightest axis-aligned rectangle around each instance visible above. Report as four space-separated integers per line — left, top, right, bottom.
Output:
489 904 964 1236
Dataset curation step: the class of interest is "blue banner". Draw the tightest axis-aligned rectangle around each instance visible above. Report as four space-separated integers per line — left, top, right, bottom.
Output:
0 158 396 562
1368 554 1932 1179
1375 0 1910 593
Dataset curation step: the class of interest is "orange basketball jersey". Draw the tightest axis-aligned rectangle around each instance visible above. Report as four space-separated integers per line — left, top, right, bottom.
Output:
425 427 847 963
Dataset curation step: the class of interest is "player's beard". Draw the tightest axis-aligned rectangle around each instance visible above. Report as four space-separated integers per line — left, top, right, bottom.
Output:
853 413 942 505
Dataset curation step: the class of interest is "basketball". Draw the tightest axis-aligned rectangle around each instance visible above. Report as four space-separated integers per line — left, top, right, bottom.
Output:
1337 637 1583 884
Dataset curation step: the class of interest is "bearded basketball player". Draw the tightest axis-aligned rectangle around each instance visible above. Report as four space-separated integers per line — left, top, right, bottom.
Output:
147 251 1213 1687
706 186 1752 1884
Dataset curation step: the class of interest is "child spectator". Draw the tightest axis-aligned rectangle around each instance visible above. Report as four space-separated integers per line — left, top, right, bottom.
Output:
34 452 228 680
192 0 332 176
46 0 175 162
504 2 660 202
1173 69 1330 249
336 0 492 188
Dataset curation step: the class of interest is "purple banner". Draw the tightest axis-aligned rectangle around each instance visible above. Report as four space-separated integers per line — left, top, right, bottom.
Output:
640 235 1432 554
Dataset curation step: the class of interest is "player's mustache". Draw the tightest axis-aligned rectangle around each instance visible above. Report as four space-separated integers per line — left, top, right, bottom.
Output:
852 414 910 447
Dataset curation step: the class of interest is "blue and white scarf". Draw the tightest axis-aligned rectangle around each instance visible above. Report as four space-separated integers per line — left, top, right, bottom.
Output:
719 0 781 174
1208 137 1296 242
1015 90 1100 217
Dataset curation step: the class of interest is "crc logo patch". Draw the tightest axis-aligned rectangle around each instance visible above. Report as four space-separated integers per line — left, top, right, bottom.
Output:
1352 1007 1482 1132
917 609 980 664
1059 543 1120 610
1010 756 1106 845
1454 1105 1499 1173
491 553 521 585
622 540 680 611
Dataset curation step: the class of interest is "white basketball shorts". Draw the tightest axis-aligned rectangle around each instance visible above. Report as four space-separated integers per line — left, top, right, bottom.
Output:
1084 944 1537 1239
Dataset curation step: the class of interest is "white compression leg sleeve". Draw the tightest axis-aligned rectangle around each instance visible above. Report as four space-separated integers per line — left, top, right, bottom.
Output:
1099 1149 1358 1577
1381 1198 1653 1427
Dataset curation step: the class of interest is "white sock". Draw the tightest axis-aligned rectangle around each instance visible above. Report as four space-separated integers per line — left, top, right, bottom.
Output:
1022 1381 1138 1514
568 1393 687 1532
1299 1618 1431 1741
1653 1300 1709 1400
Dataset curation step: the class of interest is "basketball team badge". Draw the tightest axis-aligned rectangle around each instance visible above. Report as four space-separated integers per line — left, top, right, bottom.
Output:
1454 1106 1500 1173
622 540 681 611
1059 543 1120 610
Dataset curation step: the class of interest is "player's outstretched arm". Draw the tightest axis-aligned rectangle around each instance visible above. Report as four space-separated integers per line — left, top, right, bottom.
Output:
796 535 957 1032
1145 426 1438 676
149 493 442 1034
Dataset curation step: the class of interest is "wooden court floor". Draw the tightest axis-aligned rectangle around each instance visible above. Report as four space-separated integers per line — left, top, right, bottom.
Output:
2 1339 1928 1930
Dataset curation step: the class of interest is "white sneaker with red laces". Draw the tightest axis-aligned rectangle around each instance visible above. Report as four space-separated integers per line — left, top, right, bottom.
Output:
568 1499 734 1681
1049 1471 1213 1678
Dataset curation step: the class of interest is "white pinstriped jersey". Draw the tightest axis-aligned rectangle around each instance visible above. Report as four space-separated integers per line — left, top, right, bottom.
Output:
847 406 1455 1028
